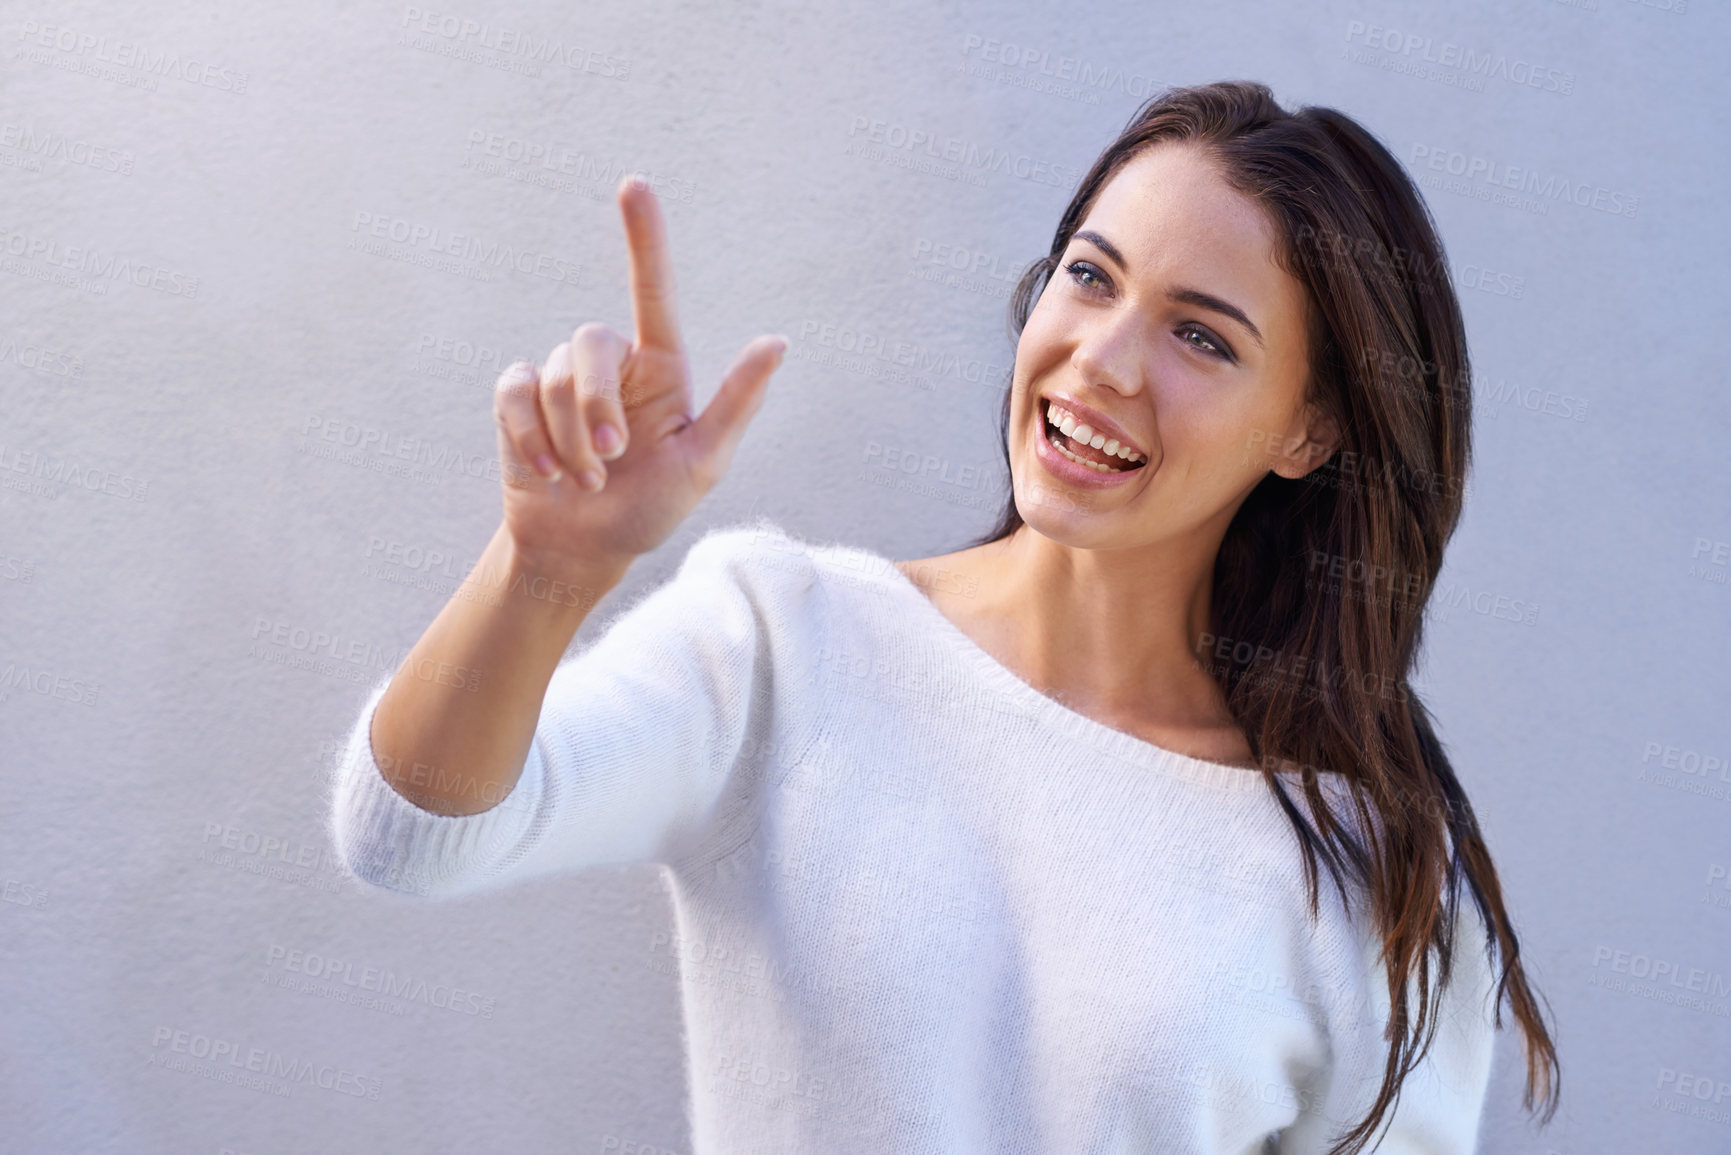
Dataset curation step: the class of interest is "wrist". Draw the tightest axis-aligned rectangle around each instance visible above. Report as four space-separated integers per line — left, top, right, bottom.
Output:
485 524 630 612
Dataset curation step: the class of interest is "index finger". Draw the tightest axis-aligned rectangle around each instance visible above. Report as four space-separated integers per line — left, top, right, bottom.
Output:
618 173 683 354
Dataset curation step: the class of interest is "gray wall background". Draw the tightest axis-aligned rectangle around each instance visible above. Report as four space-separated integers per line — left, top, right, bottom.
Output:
3 0 1727 1151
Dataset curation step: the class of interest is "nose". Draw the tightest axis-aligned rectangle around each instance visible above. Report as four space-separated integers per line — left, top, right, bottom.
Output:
1068 310 1147 400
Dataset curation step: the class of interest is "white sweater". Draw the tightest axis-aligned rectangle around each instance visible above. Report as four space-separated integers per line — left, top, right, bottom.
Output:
328 518 1500 1154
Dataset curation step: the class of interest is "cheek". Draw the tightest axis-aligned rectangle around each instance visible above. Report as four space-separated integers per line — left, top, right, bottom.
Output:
1022 276 1098 348
1008 315 1067 433
1156 380 1277 471
1010 320 1059 384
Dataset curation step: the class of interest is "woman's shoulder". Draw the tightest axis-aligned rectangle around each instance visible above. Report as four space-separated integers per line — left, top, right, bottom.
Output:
678 517 912 601
640 520 915 676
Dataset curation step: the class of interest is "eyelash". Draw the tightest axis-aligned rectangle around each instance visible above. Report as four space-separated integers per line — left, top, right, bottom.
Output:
1061 260 1236 363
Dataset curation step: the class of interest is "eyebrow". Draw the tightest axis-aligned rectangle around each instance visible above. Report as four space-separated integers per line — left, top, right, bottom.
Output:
1072 229 1265 350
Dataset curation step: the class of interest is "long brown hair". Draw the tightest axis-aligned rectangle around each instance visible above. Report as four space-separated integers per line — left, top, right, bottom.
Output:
970 81 1559 1153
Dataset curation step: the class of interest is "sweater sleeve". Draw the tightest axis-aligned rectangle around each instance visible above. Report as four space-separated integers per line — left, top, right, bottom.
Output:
326 522 807 902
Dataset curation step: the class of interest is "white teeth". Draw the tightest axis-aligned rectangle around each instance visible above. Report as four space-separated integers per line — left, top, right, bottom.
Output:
1053 438 1122 472
1043 402 1145 464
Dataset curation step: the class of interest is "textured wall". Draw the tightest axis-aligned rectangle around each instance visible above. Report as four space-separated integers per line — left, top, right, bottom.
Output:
2 0 1726 1151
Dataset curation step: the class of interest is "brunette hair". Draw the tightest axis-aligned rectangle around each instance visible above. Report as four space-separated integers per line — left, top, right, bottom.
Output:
971 80 1559 1153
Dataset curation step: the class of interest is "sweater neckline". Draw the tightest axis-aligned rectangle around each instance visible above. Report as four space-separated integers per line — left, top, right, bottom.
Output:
854 547 1282 794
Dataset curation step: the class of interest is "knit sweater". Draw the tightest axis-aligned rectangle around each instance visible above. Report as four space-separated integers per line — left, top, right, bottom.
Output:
327 518 1500 1155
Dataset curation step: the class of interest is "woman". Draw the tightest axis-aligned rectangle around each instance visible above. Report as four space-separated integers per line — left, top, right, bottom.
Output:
330 81 1559 1153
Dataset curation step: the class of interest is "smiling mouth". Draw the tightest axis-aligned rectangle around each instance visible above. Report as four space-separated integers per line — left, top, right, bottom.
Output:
1040 397 1146 473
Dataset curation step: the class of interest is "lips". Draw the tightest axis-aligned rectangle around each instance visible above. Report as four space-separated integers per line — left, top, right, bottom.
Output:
1039 396 1146 473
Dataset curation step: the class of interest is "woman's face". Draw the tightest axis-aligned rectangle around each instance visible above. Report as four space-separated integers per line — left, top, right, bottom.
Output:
1008 141 1337 551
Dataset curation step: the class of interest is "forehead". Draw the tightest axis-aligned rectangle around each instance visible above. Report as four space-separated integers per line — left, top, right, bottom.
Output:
1080 143 1289 287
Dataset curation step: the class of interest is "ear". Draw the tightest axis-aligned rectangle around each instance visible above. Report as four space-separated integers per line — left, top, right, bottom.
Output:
1269 403 1341 480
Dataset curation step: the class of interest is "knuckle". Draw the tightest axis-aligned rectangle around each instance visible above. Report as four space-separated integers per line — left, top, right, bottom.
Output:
494 362 539 399
539 369 575 401
501 423 540 464
571 321 623 352
578 369 622 404
541 341 571 379
494 378 537 410
510 429 542 459
493 390 531 424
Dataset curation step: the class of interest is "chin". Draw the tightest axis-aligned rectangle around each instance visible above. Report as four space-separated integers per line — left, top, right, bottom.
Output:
1011 472 1120 547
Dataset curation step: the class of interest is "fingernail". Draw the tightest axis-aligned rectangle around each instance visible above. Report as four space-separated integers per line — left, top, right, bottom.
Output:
500 361 536 386
625 172 649 192
577 468 604 491
593 423 622 458
769 335 789 359
535 454 562 480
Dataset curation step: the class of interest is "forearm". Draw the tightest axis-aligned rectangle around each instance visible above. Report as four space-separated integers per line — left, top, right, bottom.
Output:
368 521 630 816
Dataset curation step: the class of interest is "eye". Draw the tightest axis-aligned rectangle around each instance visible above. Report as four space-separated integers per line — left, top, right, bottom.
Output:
1063 260 1109 294
1178 323 1234 362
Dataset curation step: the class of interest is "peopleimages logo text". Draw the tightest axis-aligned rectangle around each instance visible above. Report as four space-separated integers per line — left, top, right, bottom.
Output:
149 1026 382 1099
1345 22 1574 94
0 228 201 296
846 117 1075 188
1409 145 1638 218
399 6 630 77
350 212 582 284
16 21 248 93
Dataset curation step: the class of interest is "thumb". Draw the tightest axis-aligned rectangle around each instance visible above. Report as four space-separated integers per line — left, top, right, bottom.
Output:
685 334 787 479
